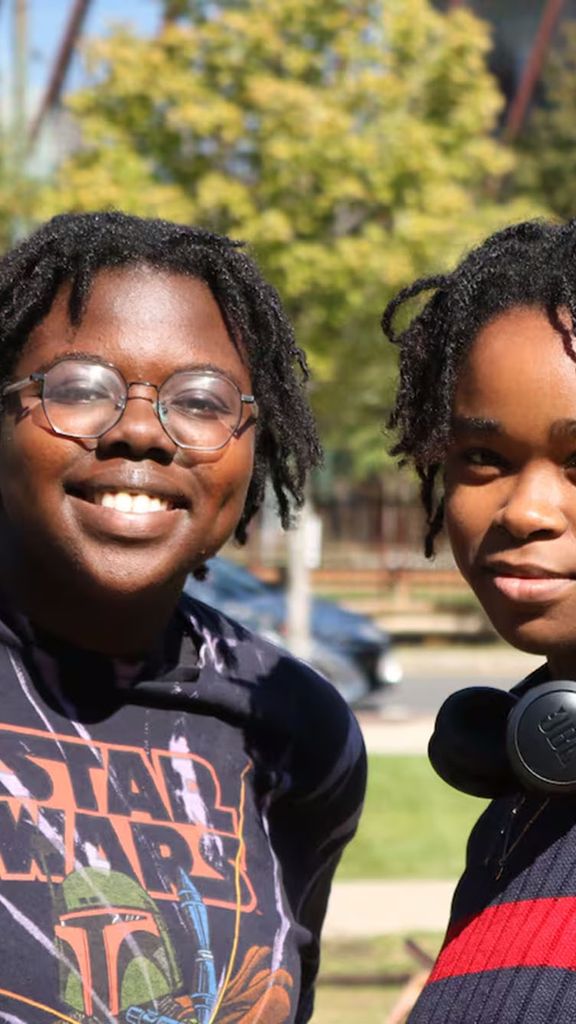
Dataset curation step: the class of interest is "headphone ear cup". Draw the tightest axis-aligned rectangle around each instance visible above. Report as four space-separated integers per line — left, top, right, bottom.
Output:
429 687 518 798
506 680 576 794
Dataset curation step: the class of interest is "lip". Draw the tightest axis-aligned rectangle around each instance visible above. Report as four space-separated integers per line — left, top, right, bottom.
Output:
63 466 191 542
484 562 575 603
63 467 190 510
66 491 187 542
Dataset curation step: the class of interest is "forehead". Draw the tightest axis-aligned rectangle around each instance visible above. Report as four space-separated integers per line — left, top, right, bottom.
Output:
18 266 250 385
454 306 576 421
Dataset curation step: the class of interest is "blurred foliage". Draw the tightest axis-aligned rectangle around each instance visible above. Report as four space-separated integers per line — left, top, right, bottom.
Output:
37 0 541 476
514 21 576 221
0 133 38 251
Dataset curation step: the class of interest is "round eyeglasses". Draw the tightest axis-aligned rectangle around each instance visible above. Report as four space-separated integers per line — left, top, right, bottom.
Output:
1 358 259 451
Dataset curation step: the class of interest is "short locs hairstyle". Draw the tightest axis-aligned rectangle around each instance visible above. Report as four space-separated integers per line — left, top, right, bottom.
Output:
381 217 576 557
0 211 322 548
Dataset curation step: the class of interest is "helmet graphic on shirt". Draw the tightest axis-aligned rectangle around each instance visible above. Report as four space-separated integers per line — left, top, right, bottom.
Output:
54 868 181 1020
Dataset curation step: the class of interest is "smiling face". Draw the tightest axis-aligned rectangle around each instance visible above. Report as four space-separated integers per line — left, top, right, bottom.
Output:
0 266 256 633
444 305 576 676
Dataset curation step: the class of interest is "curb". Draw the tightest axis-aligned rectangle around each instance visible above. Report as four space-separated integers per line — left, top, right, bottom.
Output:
324 880 455 937
358 717 434 755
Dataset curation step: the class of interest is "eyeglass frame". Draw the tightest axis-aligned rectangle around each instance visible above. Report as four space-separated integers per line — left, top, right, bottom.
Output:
1 357 259 452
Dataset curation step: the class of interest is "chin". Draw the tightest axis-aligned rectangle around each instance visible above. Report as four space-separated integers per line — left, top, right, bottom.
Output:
74 555 188 602
490 616 565 660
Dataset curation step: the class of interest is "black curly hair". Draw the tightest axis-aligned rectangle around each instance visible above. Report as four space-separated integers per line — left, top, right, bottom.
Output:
381 217 576 557
0 211 322 552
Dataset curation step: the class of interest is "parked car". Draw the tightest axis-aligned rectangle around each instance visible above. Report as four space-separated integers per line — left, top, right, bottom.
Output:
184 557 402 706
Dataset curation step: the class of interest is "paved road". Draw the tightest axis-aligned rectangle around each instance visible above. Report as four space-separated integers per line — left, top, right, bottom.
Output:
376 642 543 719
355 642 545 753
324 880 454 937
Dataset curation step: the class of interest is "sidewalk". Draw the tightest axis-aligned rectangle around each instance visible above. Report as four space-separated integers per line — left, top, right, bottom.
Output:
324 879 454 937
359 715 434 755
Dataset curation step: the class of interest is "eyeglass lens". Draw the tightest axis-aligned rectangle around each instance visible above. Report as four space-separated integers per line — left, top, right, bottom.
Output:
42 360 244 449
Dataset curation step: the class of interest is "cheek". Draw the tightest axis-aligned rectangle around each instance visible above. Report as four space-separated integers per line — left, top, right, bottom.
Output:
219 441 255 513
184 445 255 564
444 488 485 566
0 419 82 521
190 437 255 517
0 427 36 506
0 414 22 467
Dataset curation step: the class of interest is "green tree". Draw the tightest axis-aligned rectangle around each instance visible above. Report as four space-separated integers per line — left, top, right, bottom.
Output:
514 21 576 221
0 131 37 251
0 100 43 252
40 0 540 474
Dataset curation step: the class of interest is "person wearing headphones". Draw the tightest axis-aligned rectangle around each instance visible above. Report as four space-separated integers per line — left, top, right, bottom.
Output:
382 218 576 1023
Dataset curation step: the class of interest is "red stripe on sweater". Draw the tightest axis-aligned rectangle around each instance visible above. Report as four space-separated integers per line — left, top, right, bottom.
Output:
430 898 576 981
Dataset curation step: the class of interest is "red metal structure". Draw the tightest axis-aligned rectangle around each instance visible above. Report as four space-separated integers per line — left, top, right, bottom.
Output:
504 0 567 140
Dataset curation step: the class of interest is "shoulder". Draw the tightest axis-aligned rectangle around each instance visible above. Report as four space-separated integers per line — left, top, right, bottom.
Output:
180 591 366 792
510 662 550 697
180 588 350 706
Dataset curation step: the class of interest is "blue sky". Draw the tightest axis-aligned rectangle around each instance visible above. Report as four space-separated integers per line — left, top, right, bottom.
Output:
0 0 159 122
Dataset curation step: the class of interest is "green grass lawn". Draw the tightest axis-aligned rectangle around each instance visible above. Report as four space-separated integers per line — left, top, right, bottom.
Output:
338 754 488 879
314 934 443 1023
310 758 472 1019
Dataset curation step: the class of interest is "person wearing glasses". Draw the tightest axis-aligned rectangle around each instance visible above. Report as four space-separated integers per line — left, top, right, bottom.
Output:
0 211 366 1024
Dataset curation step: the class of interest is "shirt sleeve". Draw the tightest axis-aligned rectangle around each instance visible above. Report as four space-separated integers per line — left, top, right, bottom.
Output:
265 678 367 1022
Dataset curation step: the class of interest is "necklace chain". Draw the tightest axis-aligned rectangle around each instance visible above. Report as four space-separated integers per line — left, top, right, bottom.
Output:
492 795 550 880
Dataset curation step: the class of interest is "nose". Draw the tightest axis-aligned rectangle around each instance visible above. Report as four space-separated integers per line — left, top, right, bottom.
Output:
494 465 568 540
96 386 176 462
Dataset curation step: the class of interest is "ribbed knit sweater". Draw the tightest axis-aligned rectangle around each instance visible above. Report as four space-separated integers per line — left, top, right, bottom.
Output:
410 670 576 1023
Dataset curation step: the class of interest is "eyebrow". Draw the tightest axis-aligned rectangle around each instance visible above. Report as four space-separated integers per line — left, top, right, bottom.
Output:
31 353 247 390
550 419 576 441
452 415 576 441
33 351 109 374
451 416 502 436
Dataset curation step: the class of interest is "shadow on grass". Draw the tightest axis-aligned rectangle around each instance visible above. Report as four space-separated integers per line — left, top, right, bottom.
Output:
315 933 442 1023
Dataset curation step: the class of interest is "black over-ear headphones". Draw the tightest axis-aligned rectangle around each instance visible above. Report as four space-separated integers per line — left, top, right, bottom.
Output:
428 679 576 798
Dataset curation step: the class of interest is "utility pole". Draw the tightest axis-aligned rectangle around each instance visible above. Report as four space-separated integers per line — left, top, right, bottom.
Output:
503 0 566 141
0 0 5 134
12 0 27 152
8 0 28 238
286 501 312 662
162 0 187 26
28 0 92 146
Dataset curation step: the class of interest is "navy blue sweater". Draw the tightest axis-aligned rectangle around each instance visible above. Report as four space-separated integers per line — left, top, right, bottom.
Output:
411 668 576 1023
0 593 366 1024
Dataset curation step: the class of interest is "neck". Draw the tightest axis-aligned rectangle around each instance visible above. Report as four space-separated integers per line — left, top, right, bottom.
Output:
547 653 576 682
25 592 178 658
0 549 183 659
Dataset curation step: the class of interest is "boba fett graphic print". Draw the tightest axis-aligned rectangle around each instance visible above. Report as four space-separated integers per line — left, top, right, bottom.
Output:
0 597 366 1023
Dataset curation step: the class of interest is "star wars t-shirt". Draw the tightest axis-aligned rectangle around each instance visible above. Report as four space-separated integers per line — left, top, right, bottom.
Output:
0 594 366 1024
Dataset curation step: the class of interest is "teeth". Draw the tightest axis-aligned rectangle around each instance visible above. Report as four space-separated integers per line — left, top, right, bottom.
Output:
97 491 171 513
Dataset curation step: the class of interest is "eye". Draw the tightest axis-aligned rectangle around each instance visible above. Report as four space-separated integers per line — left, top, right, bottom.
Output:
462 447 505 468
48 379 112 405
446 445 509 481
44 362 123 407
168 389 232 420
